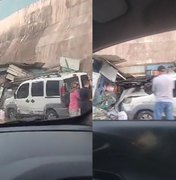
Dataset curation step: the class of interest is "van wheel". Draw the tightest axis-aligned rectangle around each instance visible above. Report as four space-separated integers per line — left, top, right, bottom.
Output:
8 108 17 121
46 109 58 120
136 110 153 120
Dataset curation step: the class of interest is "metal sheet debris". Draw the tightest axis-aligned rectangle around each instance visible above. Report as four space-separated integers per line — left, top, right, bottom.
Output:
100 63 118 82
60 57 81 71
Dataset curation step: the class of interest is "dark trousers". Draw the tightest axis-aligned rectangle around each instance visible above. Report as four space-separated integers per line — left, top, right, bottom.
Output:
79 100 92 115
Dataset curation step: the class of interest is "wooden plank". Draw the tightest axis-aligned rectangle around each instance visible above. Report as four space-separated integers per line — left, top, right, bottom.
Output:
7 69 18 77
7 69 26 77
119 66 145 74
7 68 26 74
6 74 15 81
9 65 26 73
8 67 27 75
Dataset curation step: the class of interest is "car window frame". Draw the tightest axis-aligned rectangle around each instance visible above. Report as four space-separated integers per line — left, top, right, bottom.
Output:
46 80 60 97
16 83 29 99
31 81 44 97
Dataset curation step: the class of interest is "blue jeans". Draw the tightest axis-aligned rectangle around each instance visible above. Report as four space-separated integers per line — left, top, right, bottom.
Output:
154 102 174 120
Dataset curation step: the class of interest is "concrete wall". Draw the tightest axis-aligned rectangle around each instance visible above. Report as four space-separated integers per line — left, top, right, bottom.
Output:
96 31 176 67
0 0 92 74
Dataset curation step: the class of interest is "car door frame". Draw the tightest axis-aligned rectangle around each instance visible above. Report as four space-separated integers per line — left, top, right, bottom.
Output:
15 82 31 115
30 80 45 115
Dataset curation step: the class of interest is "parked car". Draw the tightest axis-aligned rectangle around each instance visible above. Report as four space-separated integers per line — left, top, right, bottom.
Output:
120 74 176 120
4 73 88 121
121 93 154 120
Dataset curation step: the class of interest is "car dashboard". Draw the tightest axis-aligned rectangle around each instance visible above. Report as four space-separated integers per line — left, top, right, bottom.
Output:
0 125 92 180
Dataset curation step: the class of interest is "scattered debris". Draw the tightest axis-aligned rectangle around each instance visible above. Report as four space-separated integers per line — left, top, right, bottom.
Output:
6 64 28 81
93 54 152 120
93 106 108 120
60 57 81 72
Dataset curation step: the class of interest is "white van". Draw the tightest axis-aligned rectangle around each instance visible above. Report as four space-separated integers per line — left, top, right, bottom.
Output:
4 72 88 121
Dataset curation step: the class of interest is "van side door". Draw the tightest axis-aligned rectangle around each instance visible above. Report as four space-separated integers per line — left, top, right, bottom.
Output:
15 83 31 115
30 81 44 115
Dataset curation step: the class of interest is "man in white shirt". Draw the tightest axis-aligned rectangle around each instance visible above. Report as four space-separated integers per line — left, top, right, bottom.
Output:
152 65 175 120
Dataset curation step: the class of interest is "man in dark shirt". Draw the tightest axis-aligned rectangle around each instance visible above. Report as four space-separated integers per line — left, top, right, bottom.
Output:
79 80 92 115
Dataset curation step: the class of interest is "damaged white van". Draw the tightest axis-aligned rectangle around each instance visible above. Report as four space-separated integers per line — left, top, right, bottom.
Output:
4 72 88 121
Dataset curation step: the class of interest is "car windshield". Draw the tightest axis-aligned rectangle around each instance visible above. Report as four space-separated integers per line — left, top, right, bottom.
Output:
0 0 92 125
93 30 176 121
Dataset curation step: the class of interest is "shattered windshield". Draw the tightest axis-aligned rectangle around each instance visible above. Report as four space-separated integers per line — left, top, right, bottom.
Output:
0 0 92 125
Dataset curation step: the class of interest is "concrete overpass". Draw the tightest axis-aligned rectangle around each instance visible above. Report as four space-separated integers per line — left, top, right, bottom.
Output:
0 0 92 74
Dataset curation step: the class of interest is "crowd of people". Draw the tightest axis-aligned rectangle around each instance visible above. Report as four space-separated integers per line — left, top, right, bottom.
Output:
61 80 92 117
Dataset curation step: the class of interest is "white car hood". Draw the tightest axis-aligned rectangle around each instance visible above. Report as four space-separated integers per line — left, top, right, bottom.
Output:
120 88 148 102
132 94 155 103
115 88 149 111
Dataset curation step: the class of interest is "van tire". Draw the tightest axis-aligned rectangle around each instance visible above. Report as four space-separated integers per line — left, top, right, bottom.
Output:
46 109 58 120
7 108 17 121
